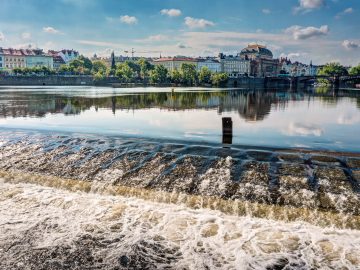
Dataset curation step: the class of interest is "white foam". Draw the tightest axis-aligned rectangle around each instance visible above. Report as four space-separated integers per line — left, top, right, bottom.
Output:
1 180 359 269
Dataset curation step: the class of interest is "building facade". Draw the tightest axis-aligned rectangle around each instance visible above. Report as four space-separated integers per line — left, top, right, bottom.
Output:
153 57 197 72
240 44 280 77
23 49 53 69
58 49 79 64
196 58 221 73
0 49 3 70
218 54 251 78
1 48 26 70
48 50 66 70
280 58 318 77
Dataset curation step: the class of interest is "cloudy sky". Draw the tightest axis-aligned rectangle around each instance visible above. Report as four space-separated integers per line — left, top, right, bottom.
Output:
0 0 359 65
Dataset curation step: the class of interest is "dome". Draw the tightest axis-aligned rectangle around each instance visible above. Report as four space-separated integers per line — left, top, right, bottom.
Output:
240 44 273 59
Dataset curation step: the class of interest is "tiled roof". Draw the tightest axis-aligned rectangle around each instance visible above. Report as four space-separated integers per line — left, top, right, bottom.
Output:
1 48 25 56
0 48 51 57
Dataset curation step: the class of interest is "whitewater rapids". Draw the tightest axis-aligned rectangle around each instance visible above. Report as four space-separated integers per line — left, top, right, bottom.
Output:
1 180 360 270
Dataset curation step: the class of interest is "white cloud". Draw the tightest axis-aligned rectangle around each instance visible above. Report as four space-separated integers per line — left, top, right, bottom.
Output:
285 25 329 40
335 7 354 19
184 17 215 29
343 7 354 14
280 52 308 59
262 9 271 14
0 32 4 41
294 0 325 13
299 0 324 9
43 27 60 34
160 9 182 17
342 40 359 50
137 34 169 43
76 40 122 48
13 43 35 49
285 122 324 137
21 32 31 40
120 15 138 25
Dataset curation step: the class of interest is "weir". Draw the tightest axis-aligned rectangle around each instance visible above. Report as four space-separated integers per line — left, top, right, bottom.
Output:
0 131 359 229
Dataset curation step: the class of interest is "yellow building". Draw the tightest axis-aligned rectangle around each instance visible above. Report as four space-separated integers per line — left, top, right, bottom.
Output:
2 48 26 69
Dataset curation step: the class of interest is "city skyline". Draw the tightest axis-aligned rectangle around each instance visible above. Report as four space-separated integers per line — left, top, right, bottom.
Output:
0 0 359 65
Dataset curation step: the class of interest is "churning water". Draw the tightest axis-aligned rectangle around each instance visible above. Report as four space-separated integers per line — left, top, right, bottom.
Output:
0 86 360 269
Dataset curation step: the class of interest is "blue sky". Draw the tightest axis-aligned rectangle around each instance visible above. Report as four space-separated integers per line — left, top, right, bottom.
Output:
0 0 359 65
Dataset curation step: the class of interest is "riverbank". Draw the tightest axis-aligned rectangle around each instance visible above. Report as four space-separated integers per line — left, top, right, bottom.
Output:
0 75 266 88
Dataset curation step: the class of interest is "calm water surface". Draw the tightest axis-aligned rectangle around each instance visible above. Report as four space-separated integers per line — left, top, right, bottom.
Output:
1 86 360 152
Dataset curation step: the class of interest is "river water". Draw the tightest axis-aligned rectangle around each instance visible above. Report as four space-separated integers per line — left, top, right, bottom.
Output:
0 86 360 269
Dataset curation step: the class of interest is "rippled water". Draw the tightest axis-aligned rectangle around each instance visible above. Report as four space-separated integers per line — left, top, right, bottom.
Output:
1 86 360 151
1 86 360 269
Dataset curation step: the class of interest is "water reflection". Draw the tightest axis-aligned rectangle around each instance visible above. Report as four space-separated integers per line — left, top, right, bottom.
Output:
1 88 359 122
0 87 360 151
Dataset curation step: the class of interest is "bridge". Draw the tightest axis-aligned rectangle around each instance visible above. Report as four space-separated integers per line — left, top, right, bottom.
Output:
265 75 360 89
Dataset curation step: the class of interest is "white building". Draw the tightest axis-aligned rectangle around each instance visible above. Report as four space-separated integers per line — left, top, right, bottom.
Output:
23 49 53 69
58 49 79 64
0 48 26 70
219 54 251 78
153 57 197 72
196 58 221 73
280 58 318 76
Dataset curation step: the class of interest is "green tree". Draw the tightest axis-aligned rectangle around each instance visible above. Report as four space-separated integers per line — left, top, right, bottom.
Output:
211 73 229 87
349 64 360 76
149 65 168 84
78 55 93 70
115 63 134 82
198 66 212 85
124 61 141 78
111 51 116 70
170 69 182 84
318 62 349 76
180 63 197 86
13 68 23 75
92 60 108 74
59 65 71 73
137 58 154 79
93 71 106 82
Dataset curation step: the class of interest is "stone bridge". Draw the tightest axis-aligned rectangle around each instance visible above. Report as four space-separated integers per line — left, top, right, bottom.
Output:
265 75 360 89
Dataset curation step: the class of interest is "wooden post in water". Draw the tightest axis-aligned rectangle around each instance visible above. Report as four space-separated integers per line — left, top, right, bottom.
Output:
222 117 233 145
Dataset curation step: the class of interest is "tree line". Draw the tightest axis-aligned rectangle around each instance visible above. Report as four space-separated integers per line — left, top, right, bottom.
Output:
8 56 229 86
318 62 360 76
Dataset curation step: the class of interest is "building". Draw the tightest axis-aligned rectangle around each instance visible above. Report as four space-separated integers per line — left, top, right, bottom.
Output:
196 58 221 73
48 50 66 70
307 61 318 76
23 49 53 69
240 44 273 61
280 58 319 77
0 48 3 70
240 44 280 77
218 53 251 78
153 57 197 72
1 48 26 70
58 49 79 64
